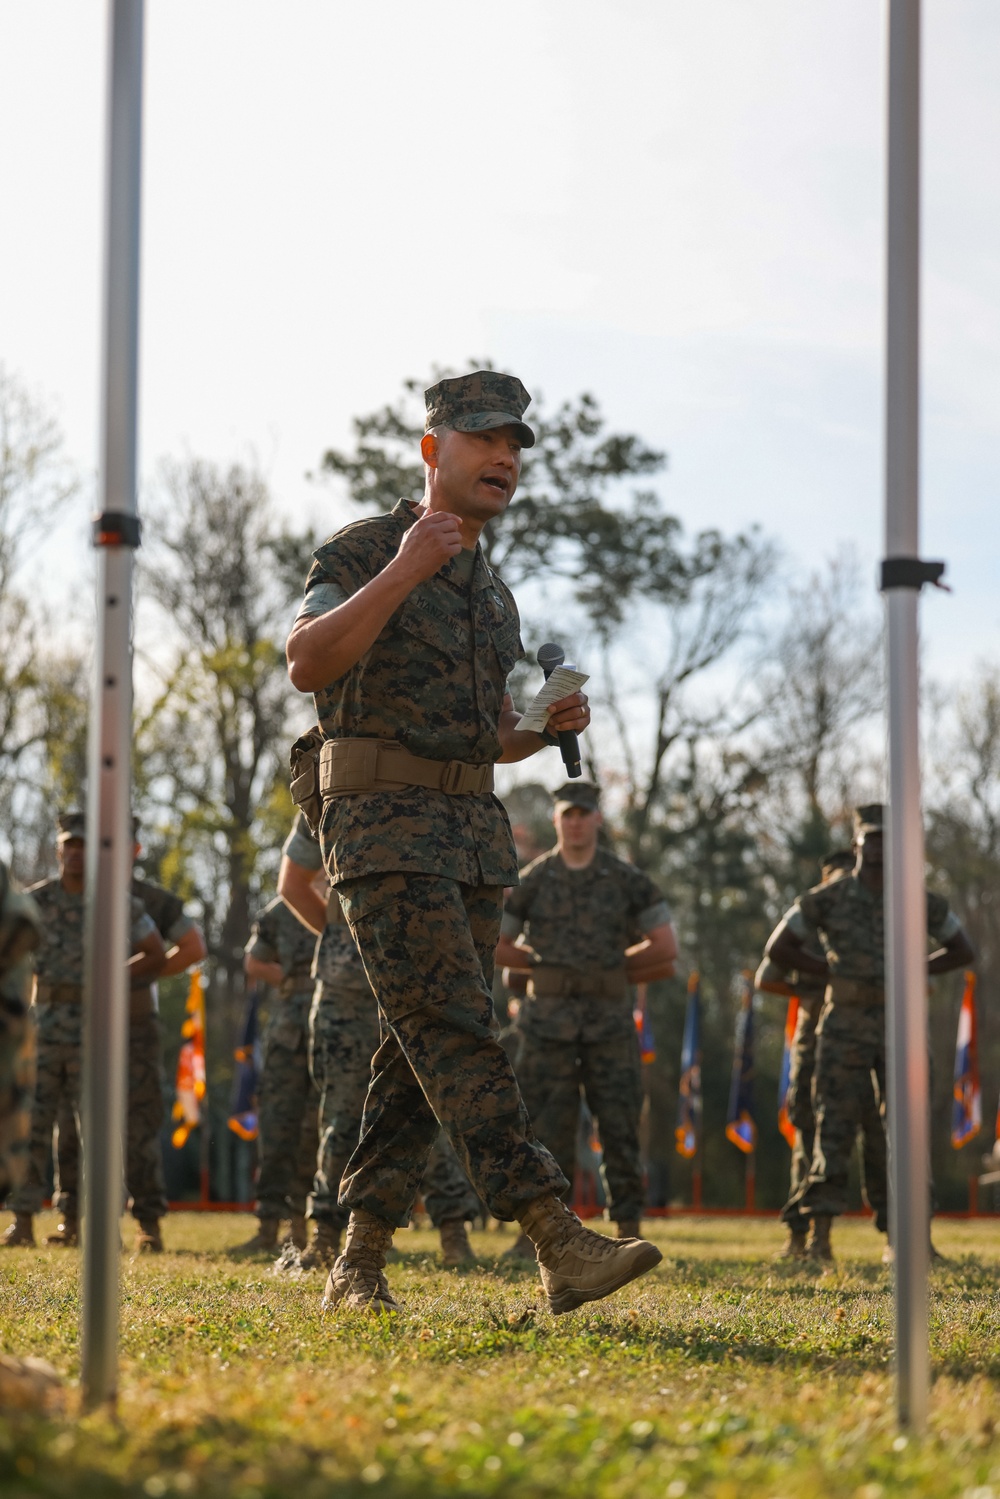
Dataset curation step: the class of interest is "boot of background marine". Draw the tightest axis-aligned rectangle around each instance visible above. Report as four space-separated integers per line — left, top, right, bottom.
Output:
779 1227 809 1260
438 1218 477 1268
45 1218 79 1248
135 1219 164 1253
499 1229 535 1264
230 1217 280 1258
806 1215 834 1262
0 1213 35 1247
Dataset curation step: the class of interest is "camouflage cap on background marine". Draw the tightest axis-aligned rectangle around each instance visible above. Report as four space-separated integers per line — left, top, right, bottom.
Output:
552 780 600 814
853 803 884 836
56 811 86 843
56 809 141 842
424 371 535 448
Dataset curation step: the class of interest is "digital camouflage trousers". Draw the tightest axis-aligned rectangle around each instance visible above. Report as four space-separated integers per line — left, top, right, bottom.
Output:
308 972 481 1229
255 986 320 1222
787 999 890 1224
780 995 888 1230
336 873 566 1226
12 1002 83 1216
0 994 33 1202
41 1007 169 1223
514 1001 645 1224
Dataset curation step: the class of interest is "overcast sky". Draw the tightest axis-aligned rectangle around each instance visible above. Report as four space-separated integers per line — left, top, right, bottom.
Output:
1 0 998 683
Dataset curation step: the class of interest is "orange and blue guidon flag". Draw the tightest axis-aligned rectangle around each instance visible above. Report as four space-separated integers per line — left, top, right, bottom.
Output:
725 972 757 1155
675 972 702 1159
777 995 799 1148
171 968 207 1149
951 970 981 1149
228 987 261 1143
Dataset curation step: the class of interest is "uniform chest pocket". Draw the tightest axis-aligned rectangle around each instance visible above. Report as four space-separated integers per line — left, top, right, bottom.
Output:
396 594 469 660
490 616 522 681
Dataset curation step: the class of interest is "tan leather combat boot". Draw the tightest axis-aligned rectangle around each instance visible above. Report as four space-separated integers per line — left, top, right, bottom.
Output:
230 1217 280 1258
517 1195 662 1315
46 1219 79 1248
322 1209 401 1313
135 1220 164 1253
806 1215 834 1262
616 1219 641 1239
499 1229 535 1264
779 1227 809 1260
439 1218 477 1268
288 1214 308 1251
0 1213 35 1248
300 1221 341 1271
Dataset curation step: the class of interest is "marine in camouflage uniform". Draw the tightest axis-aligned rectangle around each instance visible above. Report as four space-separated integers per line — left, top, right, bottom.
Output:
237 895 321 1254
286 371 661 1313
756 848 887 1259
49 861 204 1248
279 813 481 1271
497 780 675 1242
1 812 165 1249
771 805 973 1260
0 861 42 1208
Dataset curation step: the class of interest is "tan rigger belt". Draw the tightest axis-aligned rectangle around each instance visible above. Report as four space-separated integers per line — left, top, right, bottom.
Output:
528 964 629 1002
34 980 156 1021
35 982 82 1005
825 976 885 1007
319 738 494 799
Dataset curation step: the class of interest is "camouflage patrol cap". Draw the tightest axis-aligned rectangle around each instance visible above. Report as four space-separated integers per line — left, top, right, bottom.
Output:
56 810 86 842
424 371 535 448
552 780 600 813
56 810 141 841
853 803 884 835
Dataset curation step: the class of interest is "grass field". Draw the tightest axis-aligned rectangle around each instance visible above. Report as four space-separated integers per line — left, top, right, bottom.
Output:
1 1210 999 1497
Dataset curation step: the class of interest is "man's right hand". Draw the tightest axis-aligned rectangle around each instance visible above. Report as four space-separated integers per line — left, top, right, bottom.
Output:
391 509 463 585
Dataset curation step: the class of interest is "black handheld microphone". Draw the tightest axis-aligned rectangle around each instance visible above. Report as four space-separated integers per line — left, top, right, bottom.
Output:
536 641 582 779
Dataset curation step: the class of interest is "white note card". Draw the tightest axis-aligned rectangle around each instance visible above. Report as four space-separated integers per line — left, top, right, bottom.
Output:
515 666 589 733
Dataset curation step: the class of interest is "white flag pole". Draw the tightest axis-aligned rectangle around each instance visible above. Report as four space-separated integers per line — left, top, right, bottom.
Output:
882 0 944 1432
81 0 145 1411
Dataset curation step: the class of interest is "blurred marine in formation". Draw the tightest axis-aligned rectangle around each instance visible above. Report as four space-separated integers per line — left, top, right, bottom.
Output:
0 860 41 1212
766 804 973 1262
237 891 321 1256
1 812 166 1251
285 370 662 1313
277 813 482 1272
48 820 207 1249
756 847 887 1259
495 780 677 1257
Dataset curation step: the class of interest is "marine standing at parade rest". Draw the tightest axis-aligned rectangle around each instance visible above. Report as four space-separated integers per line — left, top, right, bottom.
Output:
48 820 208 1250
495 780 677 1257
286 370 662 1313
278 812 483 1272
768 804 973 1261
237 892 322 1256
0 812 166 1250
756 848 888 1260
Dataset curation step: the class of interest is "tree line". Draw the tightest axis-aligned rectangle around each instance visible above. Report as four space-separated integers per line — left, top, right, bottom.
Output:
1 359 996 1210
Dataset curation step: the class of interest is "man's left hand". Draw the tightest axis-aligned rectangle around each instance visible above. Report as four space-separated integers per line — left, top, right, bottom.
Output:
546 690 590 735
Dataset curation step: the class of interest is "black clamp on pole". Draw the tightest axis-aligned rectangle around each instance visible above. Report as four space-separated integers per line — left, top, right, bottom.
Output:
92 511 142 549
879 557 949 593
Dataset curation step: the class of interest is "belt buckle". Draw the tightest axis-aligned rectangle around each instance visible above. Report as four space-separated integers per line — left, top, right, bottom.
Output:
441 760 467 794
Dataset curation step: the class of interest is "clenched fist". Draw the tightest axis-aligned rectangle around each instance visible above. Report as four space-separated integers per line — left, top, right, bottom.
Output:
392 509 464 586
